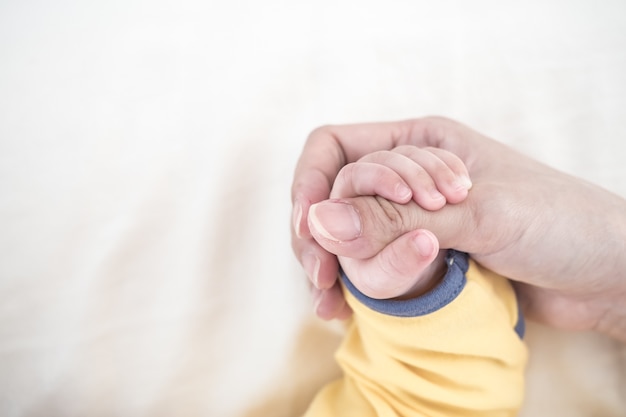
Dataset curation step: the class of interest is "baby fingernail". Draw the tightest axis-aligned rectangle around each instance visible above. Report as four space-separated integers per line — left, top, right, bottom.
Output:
396 183 412 201
454 175 473 190
429 188 445 201
413 232 435 257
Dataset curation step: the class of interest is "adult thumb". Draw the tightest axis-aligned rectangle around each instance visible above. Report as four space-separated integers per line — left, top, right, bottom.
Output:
308 195 473 259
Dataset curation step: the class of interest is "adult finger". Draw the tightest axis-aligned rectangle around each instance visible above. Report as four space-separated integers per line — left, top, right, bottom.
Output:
308 195 476 260
312 284 353 320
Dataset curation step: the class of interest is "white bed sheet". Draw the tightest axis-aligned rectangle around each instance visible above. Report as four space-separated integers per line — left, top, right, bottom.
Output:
1 1 625 416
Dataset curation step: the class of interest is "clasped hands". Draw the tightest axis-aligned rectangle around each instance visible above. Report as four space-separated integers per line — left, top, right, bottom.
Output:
291 117 626 342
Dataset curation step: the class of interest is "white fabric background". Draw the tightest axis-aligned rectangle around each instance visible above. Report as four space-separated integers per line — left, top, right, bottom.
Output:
1 0 625 416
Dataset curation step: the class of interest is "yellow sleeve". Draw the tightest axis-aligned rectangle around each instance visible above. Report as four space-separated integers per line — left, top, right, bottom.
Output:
304 251 527 417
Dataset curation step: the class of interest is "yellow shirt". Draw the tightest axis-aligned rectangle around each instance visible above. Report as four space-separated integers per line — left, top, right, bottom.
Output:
304 251 527 417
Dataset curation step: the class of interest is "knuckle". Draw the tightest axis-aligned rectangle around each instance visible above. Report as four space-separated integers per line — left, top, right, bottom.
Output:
390 144 415 156
392 144 420 159
308 124 333 139
373 196 407 234
358 150 390 163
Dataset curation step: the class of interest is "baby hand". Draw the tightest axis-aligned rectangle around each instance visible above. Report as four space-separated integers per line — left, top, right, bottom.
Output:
310 146 471 300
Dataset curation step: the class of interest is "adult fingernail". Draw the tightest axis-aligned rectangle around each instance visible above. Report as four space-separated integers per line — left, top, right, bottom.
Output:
302 252 321 288
292 198 304 238
453 175 473 191
311 287 323 313
413 232 435 257
308 201 362 242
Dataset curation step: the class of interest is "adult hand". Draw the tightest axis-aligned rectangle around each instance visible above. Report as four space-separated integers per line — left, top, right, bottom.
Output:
291 117 626 342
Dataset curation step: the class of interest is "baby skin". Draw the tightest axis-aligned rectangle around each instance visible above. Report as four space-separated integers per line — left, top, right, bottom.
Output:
305 146 528 417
